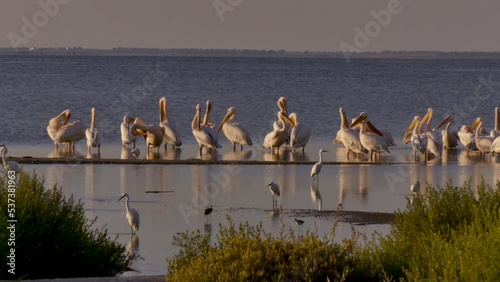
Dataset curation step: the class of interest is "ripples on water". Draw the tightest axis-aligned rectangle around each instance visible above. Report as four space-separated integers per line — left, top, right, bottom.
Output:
1 56 500 146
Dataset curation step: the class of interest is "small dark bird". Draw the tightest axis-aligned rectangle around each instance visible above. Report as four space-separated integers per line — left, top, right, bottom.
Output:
294 218 304 228
204 205 213 217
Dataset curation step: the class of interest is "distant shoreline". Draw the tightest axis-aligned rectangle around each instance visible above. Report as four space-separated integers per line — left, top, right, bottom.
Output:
2 47 500 59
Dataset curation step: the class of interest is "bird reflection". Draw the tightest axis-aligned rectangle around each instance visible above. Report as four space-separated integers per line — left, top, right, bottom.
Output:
48 146 83 158
310 183 322 211
126 235 140 254
263 151 290 162
289 151 310 162
162 148 182 160
147 151 160 160
204 223 212 234
199 151 219 161
86 151 101 159
221 150 253 161
359 165 368 200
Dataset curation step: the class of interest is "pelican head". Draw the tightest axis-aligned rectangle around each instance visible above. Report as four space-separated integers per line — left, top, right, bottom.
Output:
217 107 236 133
278 111 295 127
467 117 483 133
350 112 383 136
421 108 434 125
278 97 288 115
403 116 420 144
434 115 452 130
288 113 298 128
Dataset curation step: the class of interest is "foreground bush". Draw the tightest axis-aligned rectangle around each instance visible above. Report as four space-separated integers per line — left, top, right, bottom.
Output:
0 171 135 279
166 179 500 281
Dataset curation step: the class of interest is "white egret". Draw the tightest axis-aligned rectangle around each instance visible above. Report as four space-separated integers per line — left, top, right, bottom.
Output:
159 97 182 149
192 104 220 154
0 145 21 173
310 149 328 183
118 193 140 235
349 112 389 161
218 107 253 151
434 115 459 149
130 118 164 155
410 181 420 194
85 107 103 154
262 111 295 154
467 117 494 161
47 109 71 149
289 113 311 152
334 107 366 160
121 115 137 148
267 181 280 209
55 120 86 151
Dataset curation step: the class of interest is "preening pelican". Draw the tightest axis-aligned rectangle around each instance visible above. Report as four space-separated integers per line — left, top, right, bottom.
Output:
159 97 182 149
277 97 288 115
118 193 140 235
434 115 459 149
47 109 71 148
289 113 311 152
121 115 136 148
310 149 328 183
192 104 220 154
267 181 280 209
130 118 164 154
404 116 427 161
218 107 252 151
351 118 396 148
262 111 295 154
350 112 389 161
334 108 367 159
490 107 500 138
420 108 442 160
201 100 219 149
55 120 86 150
85 107 103 154
0 145 21 173
467 117 494 161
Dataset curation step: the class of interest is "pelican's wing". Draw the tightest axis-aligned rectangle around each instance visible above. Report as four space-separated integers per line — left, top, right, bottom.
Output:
291 124 311 148
223 123 252 146
55 123 86 143
161 122 182 147
491 137 500 153
361 133 390 153
262 130 279 148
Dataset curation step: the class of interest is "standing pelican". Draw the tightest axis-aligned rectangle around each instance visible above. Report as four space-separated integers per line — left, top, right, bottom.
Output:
121 115 136 148
491 136 500 156
159 97 182 149
351 118 396 148
0 145 21 173
289 113 311 152
458 125 476 154
434 115 459 149
420 108 442 160
192 104 220 154
130 118 164 155
350 112 389 161
55 120 86 151
47 109 71 148
334 108 366 159
262 111 295 154
118 193 140 235
201 100 219 150
218 107 252 151
85 107 103 154
404 116 427 161
310 149 328 183
467 117 494 161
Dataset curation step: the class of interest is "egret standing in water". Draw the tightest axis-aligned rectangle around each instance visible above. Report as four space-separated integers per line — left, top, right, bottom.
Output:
311 149 328 183
118 193 140 235
0 145 21 173
267 182 281 209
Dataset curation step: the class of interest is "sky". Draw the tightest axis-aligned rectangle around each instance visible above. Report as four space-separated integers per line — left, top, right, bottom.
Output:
1 0 500 52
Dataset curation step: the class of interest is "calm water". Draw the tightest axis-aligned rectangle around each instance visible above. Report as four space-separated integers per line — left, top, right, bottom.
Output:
2 55 500 276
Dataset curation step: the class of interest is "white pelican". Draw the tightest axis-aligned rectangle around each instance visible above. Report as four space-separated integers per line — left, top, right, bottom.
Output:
192 104 220 154
289 113 311 152
201 100 220 149
310 149 328 183
159 97 182 149
47 109 71 148
55 120 86 151
404 116 427 161
217 107 253 151
334 108 366 159
351 118 396 148
0 145 21 173
410 181 420 194
434 115 459 149
130 118 164 155
458 125 476 154
420 108 442 160
350 112 389 161
262 111 295 154
491 136 500 156
85 107 103 154
490 107 500 138
118 193 140 235
267 181 280 209
121 115 136 148
467 117 494 161
277 97 288 115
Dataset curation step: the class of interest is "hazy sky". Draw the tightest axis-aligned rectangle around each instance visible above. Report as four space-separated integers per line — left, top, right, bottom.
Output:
1 0 500 51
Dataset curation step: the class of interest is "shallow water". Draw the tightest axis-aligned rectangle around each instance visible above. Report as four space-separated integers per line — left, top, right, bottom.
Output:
11 141 500 276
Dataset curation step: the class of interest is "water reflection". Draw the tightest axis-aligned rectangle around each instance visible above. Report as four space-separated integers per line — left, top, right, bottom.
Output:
289 151 310 162
162 148 182 160
47 147 84 158
127 235 140 254
221 150 253 161
310 183 322 211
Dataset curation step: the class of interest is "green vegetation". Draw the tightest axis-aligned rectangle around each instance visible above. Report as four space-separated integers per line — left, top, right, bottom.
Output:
166 179 500 281
0 171 135 279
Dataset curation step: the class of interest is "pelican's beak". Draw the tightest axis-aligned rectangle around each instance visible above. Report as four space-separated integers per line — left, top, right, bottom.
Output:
279 98 288 115
349 114 366 129
63 111 71 125
403 118 419 144
466 118 481 133
434 115 451 131
366 121 383 136
280 113 295 127
217 111 233 133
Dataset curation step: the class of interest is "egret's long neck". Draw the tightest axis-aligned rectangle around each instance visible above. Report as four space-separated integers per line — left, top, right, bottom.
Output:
125 197 131 214
318 151 324 164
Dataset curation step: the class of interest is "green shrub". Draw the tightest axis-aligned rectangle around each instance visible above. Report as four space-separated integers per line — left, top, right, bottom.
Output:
0 171 135 279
